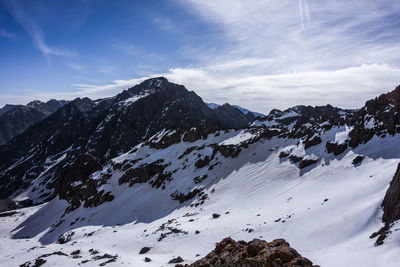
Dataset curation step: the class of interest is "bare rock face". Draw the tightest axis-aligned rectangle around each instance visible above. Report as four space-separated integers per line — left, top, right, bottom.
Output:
371 162 400 245
187 237 318 267
325 142 348 156
0 198 17 212
382 163 400 224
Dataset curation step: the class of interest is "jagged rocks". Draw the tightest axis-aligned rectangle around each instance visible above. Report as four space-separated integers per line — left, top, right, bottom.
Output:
325 142 348 156
211 144 241 159
382 163 400 225
149 129 182 149
57 231 75 244
352 156 364 165
289 155 302 163
171 189 202 203
187 237 318 267
371 162 400 245
119 160 172 188
279 151 290 158
195 156 210 169
54 153 114 213
0 198 17 212
299 159 318 169
169 256 184 264
304 136 322 149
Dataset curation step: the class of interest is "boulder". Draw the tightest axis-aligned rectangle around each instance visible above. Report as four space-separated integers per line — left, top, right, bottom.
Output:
187 237 318 267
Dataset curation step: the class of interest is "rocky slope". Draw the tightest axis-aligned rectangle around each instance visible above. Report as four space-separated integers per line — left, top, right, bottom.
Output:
0 77 254 203
0 99 68 145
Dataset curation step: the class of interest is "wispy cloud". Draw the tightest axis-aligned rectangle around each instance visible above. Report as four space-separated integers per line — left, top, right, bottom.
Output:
2 0 400 113
1 0 75 61
179 0 400 72
0 29 16 40
66 62 86 72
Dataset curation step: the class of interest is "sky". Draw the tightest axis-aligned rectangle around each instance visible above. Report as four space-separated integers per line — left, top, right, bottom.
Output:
1 0 400 113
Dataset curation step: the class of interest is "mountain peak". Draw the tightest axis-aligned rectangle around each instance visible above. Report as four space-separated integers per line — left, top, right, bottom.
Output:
140 77 169 88
27 100 44 107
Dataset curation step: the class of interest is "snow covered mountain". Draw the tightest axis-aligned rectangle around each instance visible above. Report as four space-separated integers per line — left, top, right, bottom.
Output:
0 78 254 203
1 80 400 266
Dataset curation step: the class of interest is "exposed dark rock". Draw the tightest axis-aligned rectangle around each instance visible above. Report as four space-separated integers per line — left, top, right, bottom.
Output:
352 156 364 165
171 189 202 203
304 136 322 149
193 175 208 184
119 159 172 189
71 250 80 255
187 237 318 267
382 164 400 224
0 198 17 212
326 142 348 156
195 156 210 169
279 151 290 158
372 162 400 245
54 153 114 213
139 247 151 254
289 155 303 163
212 213 220 219
299 159 318 169
169 256 184 264
145 257 151 262
57 231 75 244
20 258 47 267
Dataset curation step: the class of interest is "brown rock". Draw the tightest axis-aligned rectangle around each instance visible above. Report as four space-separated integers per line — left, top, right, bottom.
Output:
187 237 318 267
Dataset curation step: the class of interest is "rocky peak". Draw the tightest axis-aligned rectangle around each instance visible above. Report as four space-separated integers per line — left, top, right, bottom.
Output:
119 77 173 102
27 100 45 108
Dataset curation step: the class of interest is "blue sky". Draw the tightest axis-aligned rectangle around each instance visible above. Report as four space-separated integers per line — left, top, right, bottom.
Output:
1 0 400 113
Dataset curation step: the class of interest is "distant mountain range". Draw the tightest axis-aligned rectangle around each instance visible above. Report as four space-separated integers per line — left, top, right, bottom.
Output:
0 99 68 144
207 102 265 117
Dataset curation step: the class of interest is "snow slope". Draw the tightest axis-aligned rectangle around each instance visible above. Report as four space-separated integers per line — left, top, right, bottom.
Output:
1 127 400 266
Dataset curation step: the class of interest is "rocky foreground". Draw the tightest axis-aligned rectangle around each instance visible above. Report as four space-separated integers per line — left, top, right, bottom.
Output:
181 238 318 267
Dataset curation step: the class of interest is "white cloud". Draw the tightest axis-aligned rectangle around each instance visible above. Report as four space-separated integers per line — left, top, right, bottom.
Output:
3 63 398 114
161 63 400 113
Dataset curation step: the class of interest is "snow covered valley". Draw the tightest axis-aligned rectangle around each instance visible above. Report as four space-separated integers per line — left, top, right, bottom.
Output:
2 127 400 267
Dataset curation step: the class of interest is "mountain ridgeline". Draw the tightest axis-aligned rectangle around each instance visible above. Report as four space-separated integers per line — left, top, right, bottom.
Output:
0 99 68 145
0 77 253 201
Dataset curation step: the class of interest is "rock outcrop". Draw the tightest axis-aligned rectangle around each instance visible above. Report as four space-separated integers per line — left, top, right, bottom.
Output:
186 237 318 267
371 162 400 245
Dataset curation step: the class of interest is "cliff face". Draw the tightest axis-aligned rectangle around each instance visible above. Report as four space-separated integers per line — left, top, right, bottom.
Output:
382 163 400 225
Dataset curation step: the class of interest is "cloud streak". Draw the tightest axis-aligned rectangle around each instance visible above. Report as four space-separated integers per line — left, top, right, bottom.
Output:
1 0 75 60
0 29 16 39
